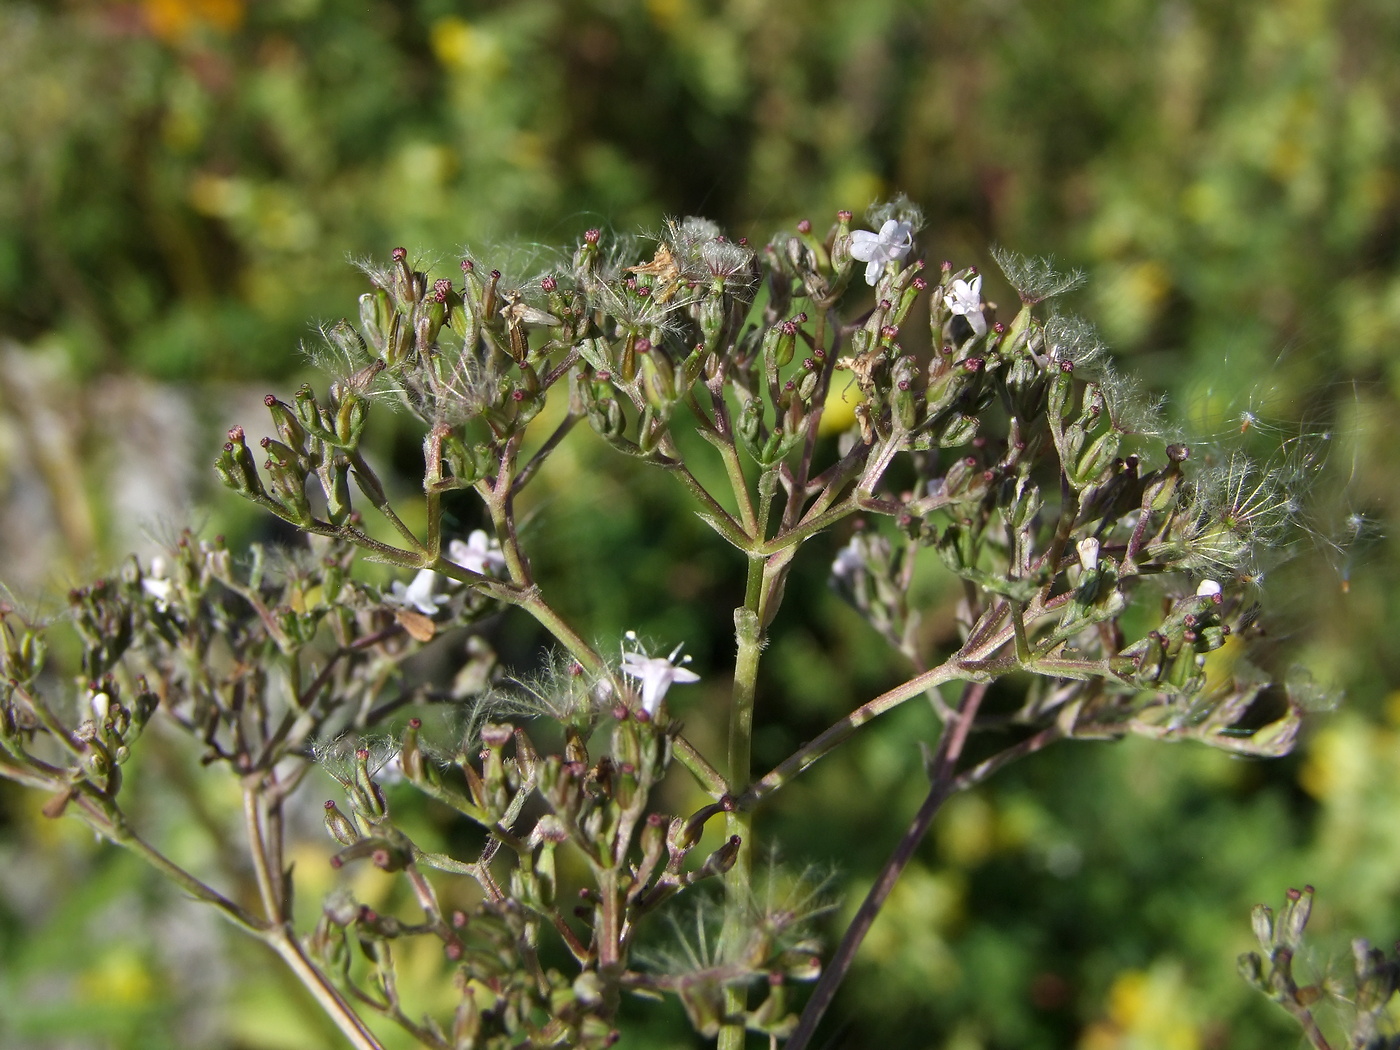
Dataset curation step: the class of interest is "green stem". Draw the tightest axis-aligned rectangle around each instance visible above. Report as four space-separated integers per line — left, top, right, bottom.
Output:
741 660 965 808
665 458 751 548
786 682 989 1050
96 804 262 933
267 931 387 1050
718 536 771 1050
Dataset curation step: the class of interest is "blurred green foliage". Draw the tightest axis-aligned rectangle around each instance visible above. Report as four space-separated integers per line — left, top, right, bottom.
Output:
2 0 1399 1048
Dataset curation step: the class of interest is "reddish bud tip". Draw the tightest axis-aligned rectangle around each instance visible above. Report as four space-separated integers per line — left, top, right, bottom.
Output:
635 338 652 353
647 812 666 826
837 209 852 222
584 228 601 244
511 389 526 401
453 910 467 927
461 258 474 272
1059 360 1074 374
324 800 336 810
329 856 344 869
259 436 272 448
797 219 812 234
408 717 422 729
445 943 463 960
228 425 245 442
994 322 1006 333
391 247 407 261
913 276 928 290
737 236 749 246
541 275 557 292
356 748 370 760
264 394 277 407
489 269 501 281
941 260 953 272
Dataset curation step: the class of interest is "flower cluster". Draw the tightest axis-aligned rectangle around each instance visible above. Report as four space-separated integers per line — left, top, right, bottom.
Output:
0 201 1318 1050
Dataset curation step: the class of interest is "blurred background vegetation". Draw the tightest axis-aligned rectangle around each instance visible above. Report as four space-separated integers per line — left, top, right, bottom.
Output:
1 0 1398 1047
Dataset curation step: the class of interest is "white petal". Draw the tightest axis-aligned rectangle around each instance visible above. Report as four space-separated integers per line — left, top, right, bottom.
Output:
848 230 880 262
864 258 883 285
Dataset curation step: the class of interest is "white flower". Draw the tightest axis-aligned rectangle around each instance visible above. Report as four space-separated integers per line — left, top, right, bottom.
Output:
1076 537 1100 573
620 633 701 717
89 690 110 724
142 576 174 611
388 569 449 616
944 275 987 337
448 530 507 577
1196 579 1222 598
831 537 866 582
848 219 914 286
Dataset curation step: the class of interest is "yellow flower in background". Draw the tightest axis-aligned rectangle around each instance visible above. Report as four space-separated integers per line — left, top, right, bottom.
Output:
819 372 862 436
431 17 475 71
1079 965 1201 1050
142 0 243 42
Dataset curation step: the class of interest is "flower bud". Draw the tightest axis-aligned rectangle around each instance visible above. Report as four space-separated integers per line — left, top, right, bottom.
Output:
639 343 678 411
324 800 361 846
1074 429 1121 489
215 426 268 500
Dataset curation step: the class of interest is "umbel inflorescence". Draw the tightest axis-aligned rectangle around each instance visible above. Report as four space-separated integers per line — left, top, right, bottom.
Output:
1 201 1317 1050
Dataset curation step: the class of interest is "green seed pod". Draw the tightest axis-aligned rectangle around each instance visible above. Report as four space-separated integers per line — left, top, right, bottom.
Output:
936 413 979 447
323 800 361 846
1075 429 1121 488
323 458 352 525
891 355 922 430
334 392 368 448
358 290 392 352
640 345 677 410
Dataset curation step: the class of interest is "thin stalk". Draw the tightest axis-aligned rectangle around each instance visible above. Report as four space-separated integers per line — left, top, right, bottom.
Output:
786 683 989 1050
741 659 964 808
244 783 284 922
97 804 262 932
664 458 752 547
717 500 773 1050
267 931 387 1050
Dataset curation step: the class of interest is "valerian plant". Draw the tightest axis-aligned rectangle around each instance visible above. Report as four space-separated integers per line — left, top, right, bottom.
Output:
0 202 1316 1049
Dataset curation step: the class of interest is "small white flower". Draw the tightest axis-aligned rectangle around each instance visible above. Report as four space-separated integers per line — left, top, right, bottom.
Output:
620 633 701 717
831 537 866 582
1076 537 1100 573
1196 579 1222 598
388 569 449 616
848 219 914 286
448 530 507 577
944 275 987 337
142 577 174 611
89 691 110 724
